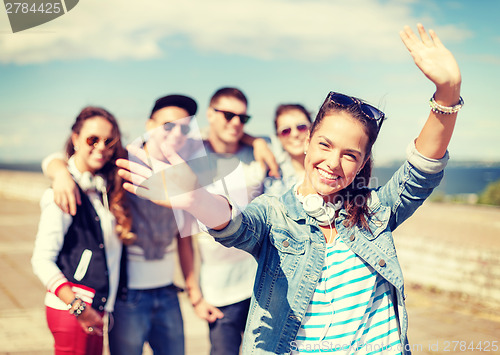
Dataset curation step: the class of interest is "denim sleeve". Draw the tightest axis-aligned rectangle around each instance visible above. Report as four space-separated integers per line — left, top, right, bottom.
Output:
207 195 271 259
375 140 449 231
406 139 449 174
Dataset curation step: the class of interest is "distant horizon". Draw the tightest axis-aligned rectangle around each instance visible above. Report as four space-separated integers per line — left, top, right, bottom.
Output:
2 158 500 168
2 158 500 173
2 160 500 197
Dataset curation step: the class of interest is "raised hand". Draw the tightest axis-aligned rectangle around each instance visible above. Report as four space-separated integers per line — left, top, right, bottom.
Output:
400 23 461 92
116 144 199 209
402 24 462 160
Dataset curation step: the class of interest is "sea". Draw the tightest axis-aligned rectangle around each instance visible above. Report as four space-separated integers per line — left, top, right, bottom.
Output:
372 163 500 196
1 161 500 196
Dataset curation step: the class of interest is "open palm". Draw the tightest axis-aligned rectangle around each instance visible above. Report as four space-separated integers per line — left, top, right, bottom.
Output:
400 23 461 88
116 144 199 209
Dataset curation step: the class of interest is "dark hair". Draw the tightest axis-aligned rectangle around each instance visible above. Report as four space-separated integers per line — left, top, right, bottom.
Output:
209 87 248 107
150 94 197 119
64 106 135 245
310 95 384 231
274 104 312 133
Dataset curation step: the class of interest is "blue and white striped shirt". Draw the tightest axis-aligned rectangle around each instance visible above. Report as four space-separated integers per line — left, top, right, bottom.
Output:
292 236 402 354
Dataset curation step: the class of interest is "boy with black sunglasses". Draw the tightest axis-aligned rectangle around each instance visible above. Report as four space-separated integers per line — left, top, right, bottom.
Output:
192 87 268 355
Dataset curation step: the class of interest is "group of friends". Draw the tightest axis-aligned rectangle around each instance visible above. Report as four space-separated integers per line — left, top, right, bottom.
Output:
31 24 463 355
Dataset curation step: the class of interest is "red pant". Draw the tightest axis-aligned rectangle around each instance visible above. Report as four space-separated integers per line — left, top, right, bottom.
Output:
46 306 103 355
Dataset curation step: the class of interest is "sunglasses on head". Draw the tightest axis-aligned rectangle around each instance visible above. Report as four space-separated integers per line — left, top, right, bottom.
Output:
86 136 119 149
212 108 251 124
163 121 190 135
327 91 385 128
277 123 310 137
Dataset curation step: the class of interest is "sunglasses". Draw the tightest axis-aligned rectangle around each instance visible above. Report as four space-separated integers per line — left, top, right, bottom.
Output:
277 123 310 137
163 122 190 135
85 136 119 149
327 91 385 128
212 108 251 124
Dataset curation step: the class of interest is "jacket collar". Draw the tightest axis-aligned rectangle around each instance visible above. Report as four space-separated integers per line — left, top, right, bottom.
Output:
281 185 305 221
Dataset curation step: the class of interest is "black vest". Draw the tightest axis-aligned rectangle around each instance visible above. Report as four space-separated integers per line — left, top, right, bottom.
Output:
56 187 127 311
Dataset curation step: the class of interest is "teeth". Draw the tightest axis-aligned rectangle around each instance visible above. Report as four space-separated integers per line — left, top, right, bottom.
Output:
318 169 339 180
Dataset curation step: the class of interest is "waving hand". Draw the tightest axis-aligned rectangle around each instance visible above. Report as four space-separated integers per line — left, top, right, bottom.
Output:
116 144 199 209
400 23 461 91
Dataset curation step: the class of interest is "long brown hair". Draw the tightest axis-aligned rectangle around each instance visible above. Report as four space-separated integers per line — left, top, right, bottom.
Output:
310 96 385 230
64 106 136 245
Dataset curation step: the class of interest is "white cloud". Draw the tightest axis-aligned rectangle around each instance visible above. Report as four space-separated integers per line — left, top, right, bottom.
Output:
0 0 472 64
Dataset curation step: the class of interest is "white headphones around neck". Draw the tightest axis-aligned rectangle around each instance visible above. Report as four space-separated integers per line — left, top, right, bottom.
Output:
79 172 109 210
296 187 342 227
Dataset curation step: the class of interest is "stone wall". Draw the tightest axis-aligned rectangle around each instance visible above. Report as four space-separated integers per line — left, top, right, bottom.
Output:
395 235 500 307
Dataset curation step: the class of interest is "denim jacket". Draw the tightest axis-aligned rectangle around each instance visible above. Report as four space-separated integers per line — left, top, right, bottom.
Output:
208 142 449 355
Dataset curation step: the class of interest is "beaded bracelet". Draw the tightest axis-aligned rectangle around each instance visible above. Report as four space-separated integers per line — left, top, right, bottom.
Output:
429 94 464 115
67 296 80 309
68 296 87 318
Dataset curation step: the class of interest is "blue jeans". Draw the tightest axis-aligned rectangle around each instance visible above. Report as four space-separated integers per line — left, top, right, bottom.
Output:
108 285 184 355
208 298 250 355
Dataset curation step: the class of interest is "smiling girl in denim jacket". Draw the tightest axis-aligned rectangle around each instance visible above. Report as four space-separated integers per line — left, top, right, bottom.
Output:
117 24 463 355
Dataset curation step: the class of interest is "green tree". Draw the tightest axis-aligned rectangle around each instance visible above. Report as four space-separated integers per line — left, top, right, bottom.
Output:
478 179 500 206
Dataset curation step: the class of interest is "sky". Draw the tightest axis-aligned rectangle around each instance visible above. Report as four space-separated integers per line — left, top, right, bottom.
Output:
1 0 499 165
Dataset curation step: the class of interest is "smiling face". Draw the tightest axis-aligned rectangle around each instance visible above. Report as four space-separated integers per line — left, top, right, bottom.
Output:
146 106 191 158
72 116 117 174
276 110 311 159
301 112 369 198
207 96 247 153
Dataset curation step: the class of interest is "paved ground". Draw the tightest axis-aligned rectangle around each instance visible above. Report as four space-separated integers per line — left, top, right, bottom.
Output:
1 194 499 354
